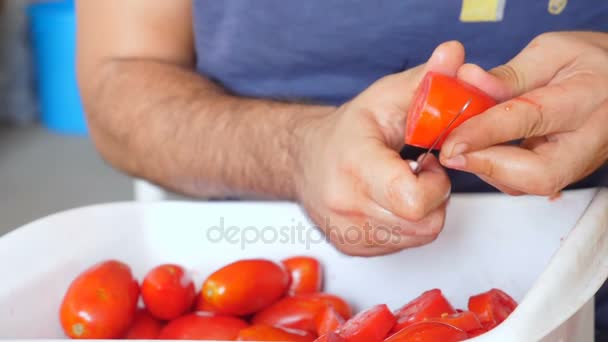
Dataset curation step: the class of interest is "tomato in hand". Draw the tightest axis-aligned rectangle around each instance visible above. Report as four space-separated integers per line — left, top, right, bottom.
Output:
468 288 517 329
158 311 248 340
405 71 497 149
237 324 316 342
336 304 396 342
252 296 326 333
60 260 140 339
282 256 323 295
392 289 455 333
141 264 196 320
385 322 468 342
428 311 482 333
315 306 345 336
123 308 163 339
299 293 353 319
202 259 289 316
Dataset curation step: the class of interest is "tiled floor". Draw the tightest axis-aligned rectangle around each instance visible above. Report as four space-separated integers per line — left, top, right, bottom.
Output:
0 124 133 235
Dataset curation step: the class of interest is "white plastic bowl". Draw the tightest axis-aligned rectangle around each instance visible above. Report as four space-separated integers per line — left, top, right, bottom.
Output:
0 188 606 341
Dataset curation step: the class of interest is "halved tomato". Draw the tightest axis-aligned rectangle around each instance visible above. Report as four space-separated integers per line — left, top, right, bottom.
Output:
336 304 396 342
282 256 323 295
315 306 345 336
385 321 468 342
405 71 497 149
468 289 517 329
428 311 482 333
392 289 455 333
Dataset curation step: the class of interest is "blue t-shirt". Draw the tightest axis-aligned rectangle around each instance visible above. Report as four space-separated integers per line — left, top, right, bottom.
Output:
191 0 608 193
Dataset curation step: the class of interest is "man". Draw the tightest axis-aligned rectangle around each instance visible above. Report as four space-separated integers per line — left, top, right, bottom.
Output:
76 0 607 331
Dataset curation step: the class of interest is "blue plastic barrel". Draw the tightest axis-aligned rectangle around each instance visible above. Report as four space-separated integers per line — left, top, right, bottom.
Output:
28 0 87 135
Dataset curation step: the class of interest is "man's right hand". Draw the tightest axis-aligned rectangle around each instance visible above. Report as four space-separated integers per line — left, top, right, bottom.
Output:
294 42 465 256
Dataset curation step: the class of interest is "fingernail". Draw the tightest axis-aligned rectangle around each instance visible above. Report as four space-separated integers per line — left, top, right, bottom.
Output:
443 155 467 169
449 143 469 157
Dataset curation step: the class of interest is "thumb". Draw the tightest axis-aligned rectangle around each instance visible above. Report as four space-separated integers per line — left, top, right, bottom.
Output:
354 40 466 111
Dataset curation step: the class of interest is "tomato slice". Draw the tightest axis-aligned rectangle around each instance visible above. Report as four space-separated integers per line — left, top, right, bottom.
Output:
158 312 248 340
315 306 345 336
237 324 316 342
428 311 482 332
468 289 518 329
282 256 324 295
405 71 497 149
392 289 455 333
123 308 164 339
141 264 196 320
337 304 396 342
385 322 468 342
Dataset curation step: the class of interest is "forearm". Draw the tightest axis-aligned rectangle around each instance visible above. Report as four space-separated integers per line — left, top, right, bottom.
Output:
81 58 334 199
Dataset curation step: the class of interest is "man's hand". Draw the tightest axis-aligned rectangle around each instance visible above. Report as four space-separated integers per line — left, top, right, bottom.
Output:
440 32 608 196
295 42 466 256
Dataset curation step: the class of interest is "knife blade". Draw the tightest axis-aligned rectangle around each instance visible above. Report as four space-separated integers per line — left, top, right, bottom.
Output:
412 98 472 175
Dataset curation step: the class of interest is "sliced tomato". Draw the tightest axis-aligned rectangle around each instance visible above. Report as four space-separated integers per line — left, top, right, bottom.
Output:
468 328 489 338
315 331 347 342
252 296 326 333
392 289 455 333
315 306 345 336
237 324 315 342
202 259 289 316
282 256 324 295
299 293 353 319
337 304 396 342
468 289 517 329
428 311 482 332
123 308 163 339
158 311 248 340
405 71 497 149
141 264 196 320
385 322 468 342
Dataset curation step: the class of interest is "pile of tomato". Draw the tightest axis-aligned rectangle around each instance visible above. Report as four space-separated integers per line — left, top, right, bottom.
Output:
59 256 517 341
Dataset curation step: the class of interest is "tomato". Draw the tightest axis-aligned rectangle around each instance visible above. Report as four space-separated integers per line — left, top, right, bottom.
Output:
299 293 353 319
428 311 482 332
252 296 326 333
123 308 163 339
237 324 316 342
468 328 489 338
141 264 196 320
315 332 346 342
194 292 220 313
282 256 323 295
59 260 139 339
384 322 468 342
315 306 345 336
468 289 518 329
336 304 396 342
202 259 289 316
405 71 497 149
391 289 455 333
158 311 248 340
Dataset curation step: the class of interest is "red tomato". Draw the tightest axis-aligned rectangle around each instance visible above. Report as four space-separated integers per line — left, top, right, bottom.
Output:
405 71 497 149
158 311 248 340
299 293 353 319
202 259 289 316
392 289 455 333
123 308 164 339
237 324 316 342
337 304 396 342
194 292 220 313
468 289 518 329
315 332 347 342
59 260 140 339
468 328 489 338
252 296 326 333
428 311 482 332
282 256 323 295
385 322 468 342
315 306 345 336
141 264 196 320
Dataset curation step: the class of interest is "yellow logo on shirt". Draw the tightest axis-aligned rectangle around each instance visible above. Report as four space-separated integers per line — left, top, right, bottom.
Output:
548 0 568 15
460 0 506 22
